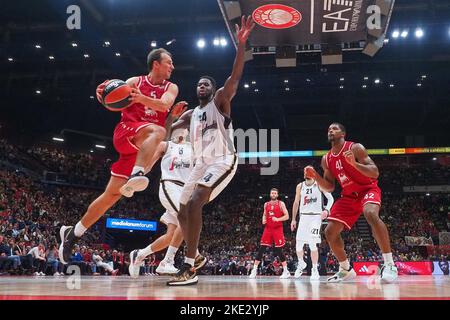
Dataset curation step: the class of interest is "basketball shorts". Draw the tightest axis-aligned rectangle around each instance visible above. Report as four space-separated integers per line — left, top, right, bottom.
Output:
158 180 184 227
110 121 153 179
328 186 382 230
179 154 238 205
260 227 285 248
296 214 322 244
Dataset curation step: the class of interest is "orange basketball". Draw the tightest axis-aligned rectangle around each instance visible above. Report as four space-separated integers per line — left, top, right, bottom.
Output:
101 79 132 112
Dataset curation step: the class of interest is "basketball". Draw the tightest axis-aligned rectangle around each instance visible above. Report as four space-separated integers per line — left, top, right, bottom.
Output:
101 79 132 112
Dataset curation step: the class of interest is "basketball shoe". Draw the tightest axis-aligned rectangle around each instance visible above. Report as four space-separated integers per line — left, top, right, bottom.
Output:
58 226 79 264
129 249 144 278
280 269 291 279
310 268 320 281
166 263 198 286
327 266 357 283
294 260 307 278
380 263 398 283
120 171 149 198
194 254 207 271
156 260 179 275
249 267 257 278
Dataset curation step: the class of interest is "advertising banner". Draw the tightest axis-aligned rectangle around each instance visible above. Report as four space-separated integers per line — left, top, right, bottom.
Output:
106 218 157 231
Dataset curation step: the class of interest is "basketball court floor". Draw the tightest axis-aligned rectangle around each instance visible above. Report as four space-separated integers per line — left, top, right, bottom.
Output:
0 275 449 300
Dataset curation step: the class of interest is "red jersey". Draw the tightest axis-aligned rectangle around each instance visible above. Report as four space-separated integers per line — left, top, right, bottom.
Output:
120 75 172 127
326 141 378 196
264 200 284 229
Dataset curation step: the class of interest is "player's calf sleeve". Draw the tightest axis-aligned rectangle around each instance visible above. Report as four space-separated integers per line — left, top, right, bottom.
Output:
255 246 266 261
274 247 286 262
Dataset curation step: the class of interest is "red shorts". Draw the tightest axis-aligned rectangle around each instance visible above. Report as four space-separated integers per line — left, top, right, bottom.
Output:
260 227 285 248
110 121 152 179
328 186 382 230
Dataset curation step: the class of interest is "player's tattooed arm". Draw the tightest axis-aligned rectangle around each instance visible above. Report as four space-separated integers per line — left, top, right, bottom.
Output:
345 143 379 179
215 16 255 116
275 201 290 222
291 183 301 231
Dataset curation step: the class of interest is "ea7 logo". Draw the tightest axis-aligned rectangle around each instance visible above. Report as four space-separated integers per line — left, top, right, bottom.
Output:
66 5 81 30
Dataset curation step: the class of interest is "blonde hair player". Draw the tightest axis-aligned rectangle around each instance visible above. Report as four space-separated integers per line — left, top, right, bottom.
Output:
291 171 334 281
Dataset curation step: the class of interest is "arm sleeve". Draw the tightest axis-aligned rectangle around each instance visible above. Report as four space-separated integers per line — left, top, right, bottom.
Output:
323 192 334 211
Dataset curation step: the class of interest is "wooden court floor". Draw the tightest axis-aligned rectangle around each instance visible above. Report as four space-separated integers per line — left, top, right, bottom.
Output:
0 275 449 300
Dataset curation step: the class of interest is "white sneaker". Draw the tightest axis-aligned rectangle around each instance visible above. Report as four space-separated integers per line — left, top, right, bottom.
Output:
156 261 179 275
280 270 291 279
249 268 257 279
34 272 40 276
294 267 304 278
129 249 145 279
39 272 46 276
327 267 357 283
380 263 398 283
120 173 149 198
53 272 60 277
310 268 320 281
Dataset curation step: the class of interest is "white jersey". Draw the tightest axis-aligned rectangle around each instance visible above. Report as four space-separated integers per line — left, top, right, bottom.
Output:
299 182 325 214
190 99 235 162
160 141 193 183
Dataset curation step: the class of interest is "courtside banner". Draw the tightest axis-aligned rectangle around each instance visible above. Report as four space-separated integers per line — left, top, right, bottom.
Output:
239 0 374 46
354 262 433 275
106 218 156 231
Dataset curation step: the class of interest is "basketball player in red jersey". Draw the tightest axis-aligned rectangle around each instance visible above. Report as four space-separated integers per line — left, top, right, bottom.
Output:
304 123 398 282
249 188 291 279
58 48 187 264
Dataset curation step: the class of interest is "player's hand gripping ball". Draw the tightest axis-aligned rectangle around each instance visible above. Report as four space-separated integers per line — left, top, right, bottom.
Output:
99 79 133 112
304 166 317 179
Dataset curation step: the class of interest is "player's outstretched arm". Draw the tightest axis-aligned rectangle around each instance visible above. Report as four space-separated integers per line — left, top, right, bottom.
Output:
215 16 255 116
344 143 379 179
171 108 194 132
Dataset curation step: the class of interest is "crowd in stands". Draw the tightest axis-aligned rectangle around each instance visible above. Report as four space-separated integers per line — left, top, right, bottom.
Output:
0 138 449 276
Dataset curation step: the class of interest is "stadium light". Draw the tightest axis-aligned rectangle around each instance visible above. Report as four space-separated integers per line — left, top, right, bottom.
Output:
417 83 422 87
95 144 106 149
384 38 390 44
285 87 290 91
166 39 175 46
115 52 121 57
284 80 289 83
52 137 64 142
8 57 13 62
197 39 206 49
35 44 42 49
339 85 344 89
374 79 381 84
151 41 157 48
362 85 367 88
364 76 369 81
415 28 424 38
103 41 111 47
254 88 259 92
220 37 227 47
35 90 41 94
251 81 256 85
83 54 90 59
71 42 78 47
392 30 400 38
244 83 249 88
213 38 220 46
389 84 395 88
426 193 430 196
48 55 55 60
432 157 437 161
90 96 94 99
90 150 94 153
401 30 409 38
